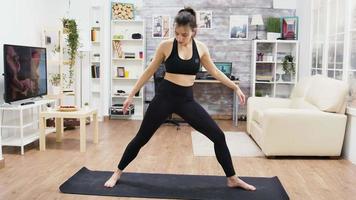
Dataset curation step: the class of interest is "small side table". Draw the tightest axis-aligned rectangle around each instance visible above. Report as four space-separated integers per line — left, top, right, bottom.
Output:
39 108 99 152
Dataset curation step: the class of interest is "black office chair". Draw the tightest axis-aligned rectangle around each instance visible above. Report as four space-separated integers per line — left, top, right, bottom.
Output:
153 62 181 130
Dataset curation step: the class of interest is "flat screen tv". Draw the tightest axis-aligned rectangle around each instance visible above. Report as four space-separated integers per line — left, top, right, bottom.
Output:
3 44 47 103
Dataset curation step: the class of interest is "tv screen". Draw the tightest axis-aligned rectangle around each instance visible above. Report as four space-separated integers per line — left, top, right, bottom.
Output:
3 44 47 103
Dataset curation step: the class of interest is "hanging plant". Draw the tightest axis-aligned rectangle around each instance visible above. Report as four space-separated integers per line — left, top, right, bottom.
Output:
62 18 79 88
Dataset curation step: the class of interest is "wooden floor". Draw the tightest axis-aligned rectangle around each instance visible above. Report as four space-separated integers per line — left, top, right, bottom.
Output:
1 119 356 200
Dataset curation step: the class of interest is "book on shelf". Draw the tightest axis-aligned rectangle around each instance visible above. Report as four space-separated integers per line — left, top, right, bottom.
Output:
91 65 100 78
256 75 273 82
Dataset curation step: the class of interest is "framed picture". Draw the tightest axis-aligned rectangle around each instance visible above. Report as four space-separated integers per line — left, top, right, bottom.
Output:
152 15 170 38
197 11 212 29
111 2 134 20
117 67 125 77
229 15 248 40
281 17 298 40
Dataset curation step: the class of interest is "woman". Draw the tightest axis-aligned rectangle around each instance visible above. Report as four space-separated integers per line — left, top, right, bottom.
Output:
105 7 256 191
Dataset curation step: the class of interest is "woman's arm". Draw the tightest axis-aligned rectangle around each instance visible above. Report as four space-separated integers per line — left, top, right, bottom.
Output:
128 41 166 97
199 43 246 105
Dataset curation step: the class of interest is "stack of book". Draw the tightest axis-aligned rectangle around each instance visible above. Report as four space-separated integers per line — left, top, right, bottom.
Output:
91 65 100 78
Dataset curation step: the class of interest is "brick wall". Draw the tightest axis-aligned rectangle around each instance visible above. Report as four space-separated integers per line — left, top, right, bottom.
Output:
140 0 295 118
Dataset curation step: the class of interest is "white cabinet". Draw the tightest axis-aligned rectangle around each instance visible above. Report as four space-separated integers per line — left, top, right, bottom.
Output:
42 27 77 105
110 20 145 120
251 40 299 98
0 100 56 155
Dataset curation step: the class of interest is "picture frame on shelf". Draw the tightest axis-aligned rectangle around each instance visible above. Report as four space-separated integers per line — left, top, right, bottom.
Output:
117 67 125 77
281 16 298 40
229 15 248 40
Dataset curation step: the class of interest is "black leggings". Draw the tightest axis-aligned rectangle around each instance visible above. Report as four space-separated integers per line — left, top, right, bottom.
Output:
118 79 236 177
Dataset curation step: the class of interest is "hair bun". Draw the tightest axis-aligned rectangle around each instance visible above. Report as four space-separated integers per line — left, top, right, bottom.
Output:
179 6 196 17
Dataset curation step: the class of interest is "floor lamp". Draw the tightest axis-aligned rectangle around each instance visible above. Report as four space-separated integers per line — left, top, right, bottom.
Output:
251 15 264 40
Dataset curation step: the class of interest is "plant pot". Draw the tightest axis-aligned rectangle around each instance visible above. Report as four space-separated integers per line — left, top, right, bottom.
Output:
282 74 291 82
267 32 281 40
52 86 61 95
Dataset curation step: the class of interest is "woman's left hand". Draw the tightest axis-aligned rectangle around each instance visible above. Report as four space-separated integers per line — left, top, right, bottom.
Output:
236 89 246 105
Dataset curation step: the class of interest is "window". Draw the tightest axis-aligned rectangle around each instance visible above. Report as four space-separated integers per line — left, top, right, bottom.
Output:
311 0 356 104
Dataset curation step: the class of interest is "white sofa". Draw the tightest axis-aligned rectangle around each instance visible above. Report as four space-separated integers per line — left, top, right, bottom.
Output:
247 75 349 156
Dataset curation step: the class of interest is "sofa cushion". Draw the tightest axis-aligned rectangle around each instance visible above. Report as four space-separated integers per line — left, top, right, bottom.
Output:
305 76 349 113
252 109 264 124
290 76 313 99
289 98 319 110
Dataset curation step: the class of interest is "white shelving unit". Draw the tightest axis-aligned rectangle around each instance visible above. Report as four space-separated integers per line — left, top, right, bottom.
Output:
88 5 104 120
110 20 145 120
0 100 56 155
251 40 299 98
42 28 64 99
42 26 78 106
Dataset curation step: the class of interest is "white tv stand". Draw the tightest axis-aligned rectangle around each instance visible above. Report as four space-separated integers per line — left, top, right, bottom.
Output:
0 99 57 155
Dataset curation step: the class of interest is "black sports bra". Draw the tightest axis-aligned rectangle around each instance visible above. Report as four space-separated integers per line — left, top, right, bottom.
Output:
164 39 200 75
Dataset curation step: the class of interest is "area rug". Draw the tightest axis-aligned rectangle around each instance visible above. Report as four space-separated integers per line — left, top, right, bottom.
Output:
191 131 264 157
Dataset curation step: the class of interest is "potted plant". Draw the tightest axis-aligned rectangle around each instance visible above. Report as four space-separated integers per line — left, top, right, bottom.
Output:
282 55 295 82
266 17 281 40
49 73 61 94
62 18 79 88
255 90 263 97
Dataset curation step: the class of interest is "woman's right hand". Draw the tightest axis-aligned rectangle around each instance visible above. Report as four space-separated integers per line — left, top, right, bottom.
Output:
122 96 133 114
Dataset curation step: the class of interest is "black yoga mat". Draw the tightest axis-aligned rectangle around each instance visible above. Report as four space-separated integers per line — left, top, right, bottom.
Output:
59 167 289 200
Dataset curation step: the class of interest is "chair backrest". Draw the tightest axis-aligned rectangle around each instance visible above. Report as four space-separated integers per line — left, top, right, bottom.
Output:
290 75 349 113
153 62 166 93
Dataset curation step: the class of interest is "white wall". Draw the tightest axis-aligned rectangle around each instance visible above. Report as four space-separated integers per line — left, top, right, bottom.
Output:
273 0 296 9
296 0 312 79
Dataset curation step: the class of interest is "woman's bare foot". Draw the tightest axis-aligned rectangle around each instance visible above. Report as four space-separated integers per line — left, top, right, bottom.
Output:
227 175 256 191
104 169 122 188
